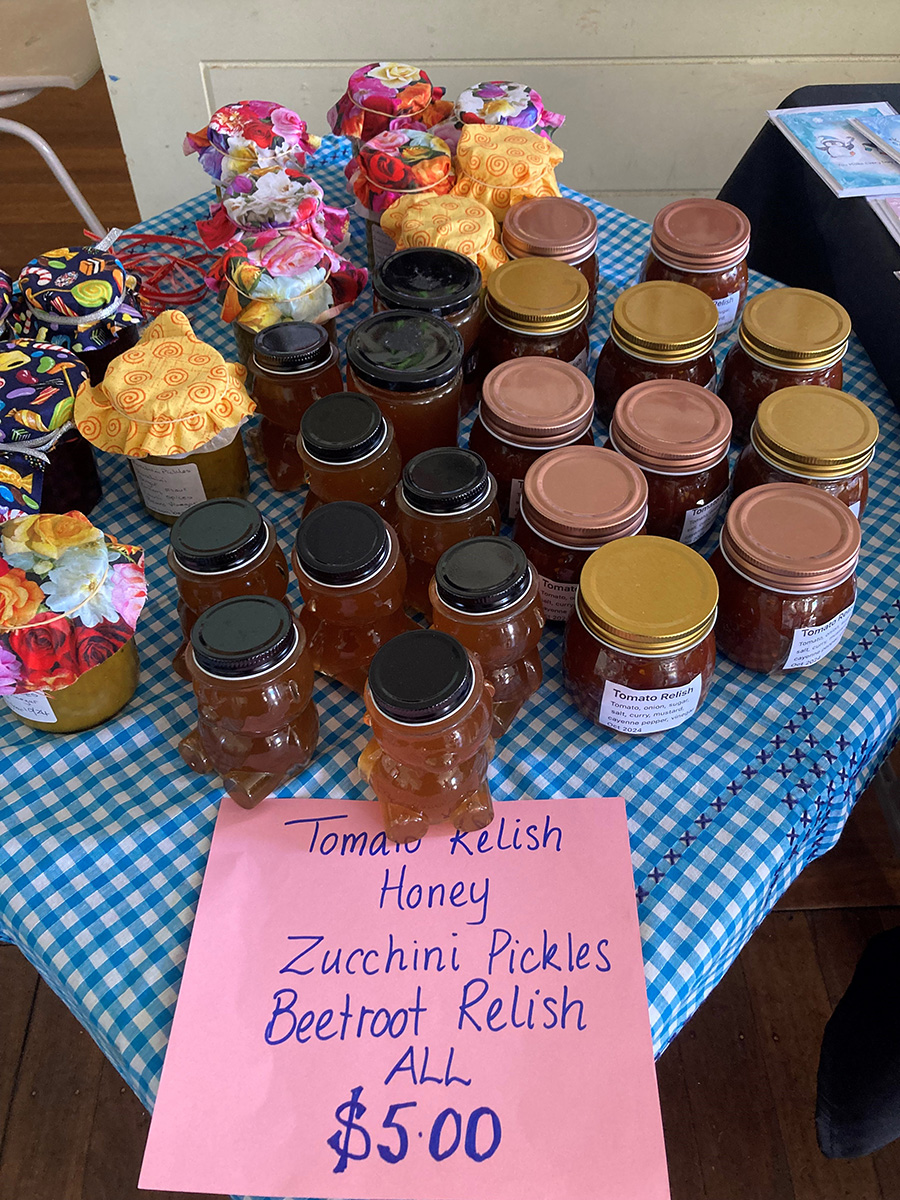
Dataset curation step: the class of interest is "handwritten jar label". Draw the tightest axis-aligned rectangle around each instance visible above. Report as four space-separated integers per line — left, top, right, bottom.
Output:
598 673 702 735
132 458 206 517
5 690 57 723
783 602 855 670
679 489 728 544
537 575 579 622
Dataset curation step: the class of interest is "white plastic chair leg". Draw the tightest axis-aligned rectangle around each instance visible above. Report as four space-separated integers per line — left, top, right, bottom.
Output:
0 115 105 236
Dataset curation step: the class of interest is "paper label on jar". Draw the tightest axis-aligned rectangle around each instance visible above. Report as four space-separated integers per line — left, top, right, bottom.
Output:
569 347 590 374
5 690 56 723
598 673 702 735
849 500 862 519
508 478 525 520
537 575 579 621
783 602 855 670
370 222 396 265
679 488 729 544
131 459 206 518
714 290 741 331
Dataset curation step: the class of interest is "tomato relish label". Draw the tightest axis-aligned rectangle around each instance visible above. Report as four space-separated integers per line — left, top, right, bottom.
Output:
536 574 579 621
599 673 703 735
784 602 855 670
680 489 728 544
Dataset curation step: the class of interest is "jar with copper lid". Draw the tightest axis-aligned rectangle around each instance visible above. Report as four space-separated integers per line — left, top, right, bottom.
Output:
501 197 599 318
718 288 851 445
469 357 595 520
640 198 751 338
593 281 719 425
608 379 732 543
710 483 860 674
512 446 648 622
563 537 717 733
733 386 878 521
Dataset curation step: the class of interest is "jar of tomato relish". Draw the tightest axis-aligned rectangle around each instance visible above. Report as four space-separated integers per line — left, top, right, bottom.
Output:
501 197 599 318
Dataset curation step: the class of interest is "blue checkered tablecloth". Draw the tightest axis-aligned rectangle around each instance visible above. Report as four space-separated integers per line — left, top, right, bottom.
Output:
2 139 899 1187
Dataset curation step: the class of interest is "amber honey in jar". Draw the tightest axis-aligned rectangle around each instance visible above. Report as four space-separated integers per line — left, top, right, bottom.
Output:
593 281 718 426
710 483 860 673
394 447 500 616
640 198 751 338
732 386 878 520
718 288 851 445
292 501 415 694
563 537 718 733
608 379 732 544
513 445 648 622
501 196 599 318
469 357 595 520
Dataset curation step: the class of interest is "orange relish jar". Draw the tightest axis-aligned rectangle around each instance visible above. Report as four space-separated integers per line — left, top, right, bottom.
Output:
501 196 599 318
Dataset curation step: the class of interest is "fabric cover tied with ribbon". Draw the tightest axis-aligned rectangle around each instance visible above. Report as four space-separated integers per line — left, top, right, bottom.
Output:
433 81 566 153
195 168 350 253
380 193 508 280
451 125 564 224
0 271 11 333
0 510 146 695
327 62 453 144
345 129 456 217
183 100 320 186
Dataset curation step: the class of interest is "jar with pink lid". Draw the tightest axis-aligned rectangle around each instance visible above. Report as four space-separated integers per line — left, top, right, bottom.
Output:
501 197 599 318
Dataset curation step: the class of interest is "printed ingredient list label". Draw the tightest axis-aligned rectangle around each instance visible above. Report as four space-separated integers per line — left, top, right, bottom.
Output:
599 674 703 734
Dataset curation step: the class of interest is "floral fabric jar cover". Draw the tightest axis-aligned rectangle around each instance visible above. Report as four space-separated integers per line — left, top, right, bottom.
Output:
345 129 456 216
327 62 452 145
435 81 565 153
183 100 320 185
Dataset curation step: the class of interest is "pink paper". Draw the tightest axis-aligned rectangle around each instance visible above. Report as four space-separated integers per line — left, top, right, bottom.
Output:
140 797 669 1200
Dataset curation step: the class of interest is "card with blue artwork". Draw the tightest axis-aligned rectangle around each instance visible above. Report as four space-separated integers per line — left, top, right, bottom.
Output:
768 102 900 197
849 113 900 168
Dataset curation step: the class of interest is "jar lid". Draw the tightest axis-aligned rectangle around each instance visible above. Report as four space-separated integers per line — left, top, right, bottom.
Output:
485 258 589 333
373 248 482 317
190 595 297 677
170 498 268 573
368 629 474 723
522 446 648 547
721 483 861 593
294 501 390 585
300 392 388 463
434 537 531 613
501 197 598 261
579 536 718 655
480 358 594 446
19 246 129 323
252 322 331 373
402 447 491 514
650 198 751 272
0 338 89 438
347 63 435 115
610 379 732 473
610 281 718 362
752 386 879 479
345 310 464 392
738 288 851 370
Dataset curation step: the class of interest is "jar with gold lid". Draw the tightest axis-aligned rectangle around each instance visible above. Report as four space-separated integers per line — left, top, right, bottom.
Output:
501 197 599 318
563 536 718 733
593 281 718 425
732 386 878 520
718 288 851 445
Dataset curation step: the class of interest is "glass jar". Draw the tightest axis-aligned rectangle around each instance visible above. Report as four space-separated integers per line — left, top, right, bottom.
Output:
131 430 250 525
292 501 416 694
710 483 860 673
563 537 717 733
250 321 344 491
168 498 289 679
298 391 403 521
513 446 648 622
640 198 751 338
593 281 718 425
179 595 319 808
501 196 599 318
429 537 544 738
345 310 464 464
718 288 851 445
394 447 501 617
359 629 495 843
608 379 732 543
4 639 140 733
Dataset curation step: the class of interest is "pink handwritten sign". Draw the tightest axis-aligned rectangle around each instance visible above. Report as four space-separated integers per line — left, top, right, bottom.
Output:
140 797 669 1200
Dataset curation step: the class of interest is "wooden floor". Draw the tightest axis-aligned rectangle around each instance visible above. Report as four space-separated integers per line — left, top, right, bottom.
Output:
3 74 900 1200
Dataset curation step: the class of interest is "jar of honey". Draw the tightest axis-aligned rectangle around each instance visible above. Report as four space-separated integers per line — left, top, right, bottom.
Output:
359 629 495 843
429 537 544 738
593 281 718 426
608 379 732 543
394 447 500 616
563 536 718 733
291 501 415 694
710 484 860 673
513 446 648 622
718 288 851 445
501 196 599 318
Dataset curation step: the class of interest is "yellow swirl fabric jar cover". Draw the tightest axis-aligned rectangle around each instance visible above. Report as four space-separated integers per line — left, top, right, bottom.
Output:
381 194 509 280
451 125 563 224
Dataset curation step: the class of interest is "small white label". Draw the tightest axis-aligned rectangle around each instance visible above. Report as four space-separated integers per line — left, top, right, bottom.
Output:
783 602 855 670
5 690 57 723
569 347 590 374
508 478 525 521
713 290 741 332
132 459 206 517
598 673 703 735
679 488 728 544
370 222 396 265
537 574 579 621
849 500 862 519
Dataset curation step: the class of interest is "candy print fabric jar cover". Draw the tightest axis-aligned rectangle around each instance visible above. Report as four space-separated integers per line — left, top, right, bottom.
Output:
183 100 320 185
0 270 11 334
327 63 452 144
381 193 508 279
195 168 351 253
436 81 565 153
451 125 563 224
345 129 456 217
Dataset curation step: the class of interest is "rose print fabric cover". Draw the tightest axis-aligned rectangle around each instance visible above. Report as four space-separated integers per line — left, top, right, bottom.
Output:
434 81 566 153
183 101 320 186
195 169 350 253
0 510 145 694
380 193 509 279
0 270 11 331
326 62 452 143
452 124 564 223
344 129 456 215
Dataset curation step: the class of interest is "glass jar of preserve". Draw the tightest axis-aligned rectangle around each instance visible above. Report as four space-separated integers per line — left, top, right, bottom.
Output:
179 595 319 808
594 281 719 426
640 198 751 338
292 501 416 694
710 483 860 674
298 392 403 521
733 385 878 520
718 288 851 445
131 432 250 525
250 321 344 491
469 357 595 520
359 629 495 843
168 498 289 679
608 379 732 544
563 536 717 733
394 447 500 617
4 640 141 733
345 310 464 464
513 446 648 622
501 196 599 318
429 537 544 738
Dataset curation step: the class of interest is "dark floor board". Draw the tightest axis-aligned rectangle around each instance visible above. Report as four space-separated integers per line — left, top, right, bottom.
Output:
656 1036 708 1199
0 946 39 1157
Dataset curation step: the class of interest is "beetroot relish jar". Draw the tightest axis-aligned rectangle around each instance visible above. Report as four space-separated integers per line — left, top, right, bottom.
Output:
501 196 599 318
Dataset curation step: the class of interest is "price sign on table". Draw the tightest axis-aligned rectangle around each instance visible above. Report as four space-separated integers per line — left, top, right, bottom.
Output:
140 797 670 1200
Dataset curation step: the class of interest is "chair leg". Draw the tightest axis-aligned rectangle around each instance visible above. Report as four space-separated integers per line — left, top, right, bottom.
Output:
0 116 105 237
